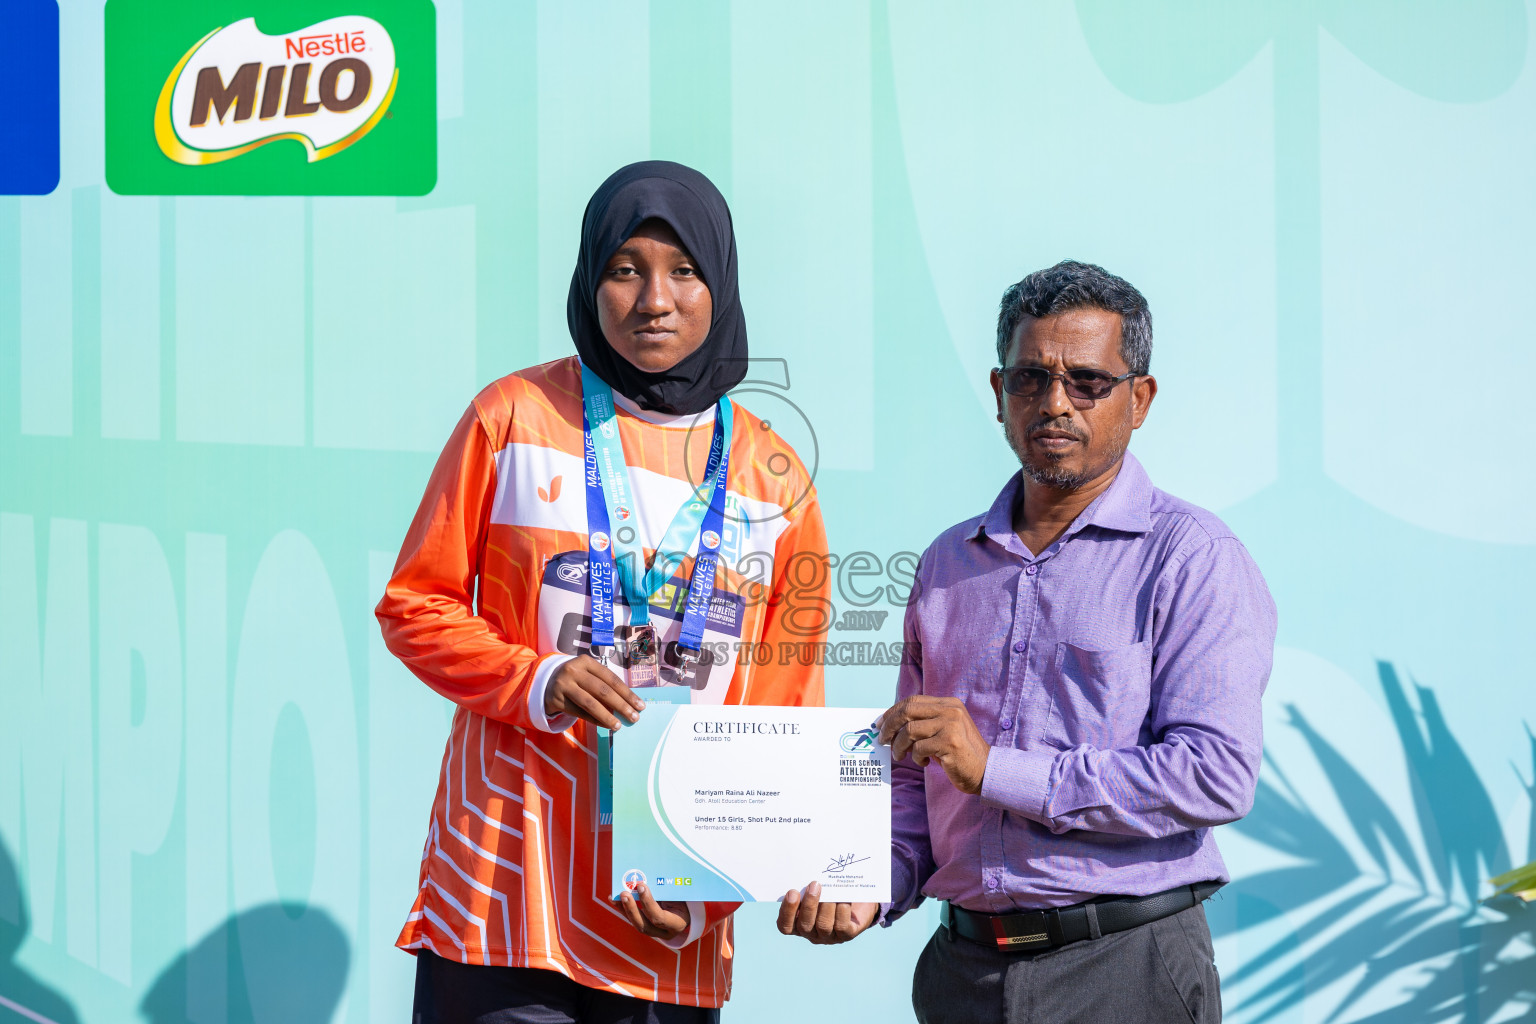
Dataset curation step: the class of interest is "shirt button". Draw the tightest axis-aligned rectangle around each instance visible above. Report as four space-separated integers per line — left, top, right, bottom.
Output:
1012 641 1026 653
1000 718 1013 730
987 876 999 890
1026 564 1039 576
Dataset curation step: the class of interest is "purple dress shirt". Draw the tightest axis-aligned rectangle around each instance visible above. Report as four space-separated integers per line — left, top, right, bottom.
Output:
887 452 1276 918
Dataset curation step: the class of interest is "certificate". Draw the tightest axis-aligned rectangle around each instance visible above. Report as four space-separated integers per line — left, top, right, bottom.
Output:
610 703 891 902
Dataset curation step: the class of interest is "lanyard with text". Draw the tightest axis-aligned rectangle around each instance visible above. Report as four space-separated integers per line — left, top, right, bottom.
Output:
581 364 733 688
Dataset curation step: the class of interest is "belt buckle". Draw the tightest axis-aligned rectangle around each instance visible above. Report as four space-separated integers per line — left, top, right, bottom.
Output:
992 911 1052 951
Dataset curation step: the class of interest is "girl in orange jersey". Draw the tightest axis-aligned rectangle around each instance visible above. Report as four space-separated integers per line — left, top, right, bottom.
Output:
377 161 830 1023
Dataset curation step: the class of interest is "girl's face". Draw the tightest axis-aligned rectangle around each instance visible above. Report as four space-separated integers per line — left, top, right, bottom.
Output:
596 218 713 373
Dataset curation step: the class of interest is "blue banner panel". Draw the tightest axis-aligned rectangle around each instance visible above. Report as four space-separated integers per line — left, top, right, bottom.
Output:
0 0 60 195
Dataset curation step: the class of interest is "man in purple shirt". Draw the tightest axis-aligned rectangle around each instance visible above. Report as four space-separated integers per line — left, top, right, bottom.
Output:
779 261 1276 1023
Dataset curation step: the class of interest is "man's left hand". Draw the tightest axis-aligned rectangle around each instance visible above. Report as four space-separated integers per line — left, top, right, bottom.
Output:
776 882 879 945
878 696 991 794
618 884 691 942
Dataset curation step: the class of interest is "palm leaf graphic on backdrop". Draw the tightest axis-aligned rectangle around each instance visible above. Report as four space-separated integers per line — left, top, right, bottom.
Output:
1216 663 1534 1022
1492 737 1536 903
1491 859 1536 903
1074 0 1525 480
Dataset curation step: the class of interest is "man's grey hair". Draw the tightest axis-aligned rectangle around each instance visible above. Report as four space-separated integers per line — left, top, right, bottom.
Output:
995 260 1152 375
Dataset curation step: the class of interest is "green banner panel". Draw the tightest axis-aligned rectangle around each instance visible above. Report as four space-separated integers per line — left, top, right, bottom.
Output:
104 0 435 195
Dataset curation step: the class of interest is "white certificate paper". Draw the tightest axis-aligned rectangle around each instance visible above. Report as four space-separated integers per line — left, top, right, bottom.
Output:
610 704 891 902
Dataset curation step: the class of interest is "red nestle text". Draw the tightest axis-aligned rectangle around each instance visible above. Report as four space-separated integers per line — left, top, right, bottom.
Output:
283 30 366 60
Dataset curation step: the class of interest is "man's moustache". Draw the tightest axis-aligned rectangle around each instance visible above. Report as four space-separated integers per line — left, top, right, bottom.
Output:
1029 420 1086 442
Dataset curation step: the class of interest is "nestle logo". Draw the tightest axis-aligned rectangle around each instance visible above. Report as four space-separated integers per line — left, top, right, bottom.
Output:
284 30 366 60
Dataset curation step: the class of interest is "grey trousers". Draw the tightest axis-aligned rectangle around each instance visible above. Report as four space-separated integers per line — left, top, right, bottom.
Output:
911 903 1220 1024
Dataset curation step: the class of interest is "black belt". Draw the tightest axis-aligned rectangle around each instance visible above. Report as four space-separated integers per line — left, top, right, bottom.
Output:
942 881 1222 952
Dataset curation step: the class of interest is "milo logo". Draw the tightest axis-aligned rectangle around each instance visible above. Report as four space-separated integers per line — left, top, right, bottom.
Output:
106 0 436 196
156 16 396 166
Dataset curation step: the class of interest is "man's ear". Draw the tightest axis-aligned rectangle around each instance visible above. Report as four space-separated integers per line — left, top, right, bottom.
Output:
990 368 1005 422
1130 375 1157 429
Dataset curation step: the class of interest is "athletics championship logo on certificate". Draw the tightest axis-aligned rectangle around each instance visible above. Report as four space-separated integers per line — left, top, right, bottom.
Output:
104 0 435 195
839 727 878 753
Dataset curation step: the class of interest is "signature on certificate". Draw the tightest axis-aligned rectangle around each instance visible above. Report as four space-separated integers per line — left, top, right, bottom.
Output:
824 853 870 874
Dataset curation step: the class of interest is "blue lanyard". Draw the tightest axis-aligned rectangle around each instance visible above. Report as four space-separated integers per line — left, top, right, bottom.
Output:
581 365 732 655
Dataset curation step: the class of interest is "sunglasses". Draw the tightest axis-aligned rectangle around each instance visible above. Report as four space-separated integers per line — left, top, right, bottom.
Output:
994 366 1138 403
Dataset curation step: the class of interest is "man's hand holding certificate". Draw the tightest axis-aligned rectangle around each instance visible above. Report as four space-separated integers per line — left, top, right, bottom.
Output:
610 704 892 903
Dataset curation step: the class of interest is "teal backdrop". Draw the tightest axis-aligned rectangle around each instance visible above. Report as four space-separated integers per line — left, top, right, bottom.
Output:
3 2 1535 1022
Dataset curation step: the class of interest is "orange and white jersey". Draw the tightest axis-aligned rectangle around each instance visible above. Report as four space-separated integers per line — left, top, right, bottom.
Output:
376 356 828 1008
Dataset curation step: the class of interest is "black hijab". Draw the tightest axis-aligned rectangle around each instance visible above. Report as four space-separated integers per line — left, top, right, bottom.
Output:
567 161 748 415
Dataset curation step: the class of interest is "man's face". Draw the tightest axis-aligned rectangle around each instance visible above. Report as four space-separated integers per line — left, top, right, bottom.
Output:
990 308 1157 491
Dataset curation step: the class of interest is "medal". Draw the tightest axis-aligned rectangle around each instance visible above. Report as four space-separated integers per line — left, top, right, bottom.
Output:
627 623 658 663
581 364 732 694
626 624 659 686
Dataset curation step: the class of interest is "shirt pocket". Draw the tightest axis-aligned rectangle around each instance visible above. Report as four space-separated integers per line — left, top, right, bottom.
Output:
1043 639 1153 750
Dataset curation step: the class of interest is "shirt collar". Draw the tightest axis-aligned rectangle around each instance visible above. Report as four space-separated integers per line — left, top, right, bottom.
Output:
971 451 1154 549
1080 451 1154 535
974 473 1024 547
